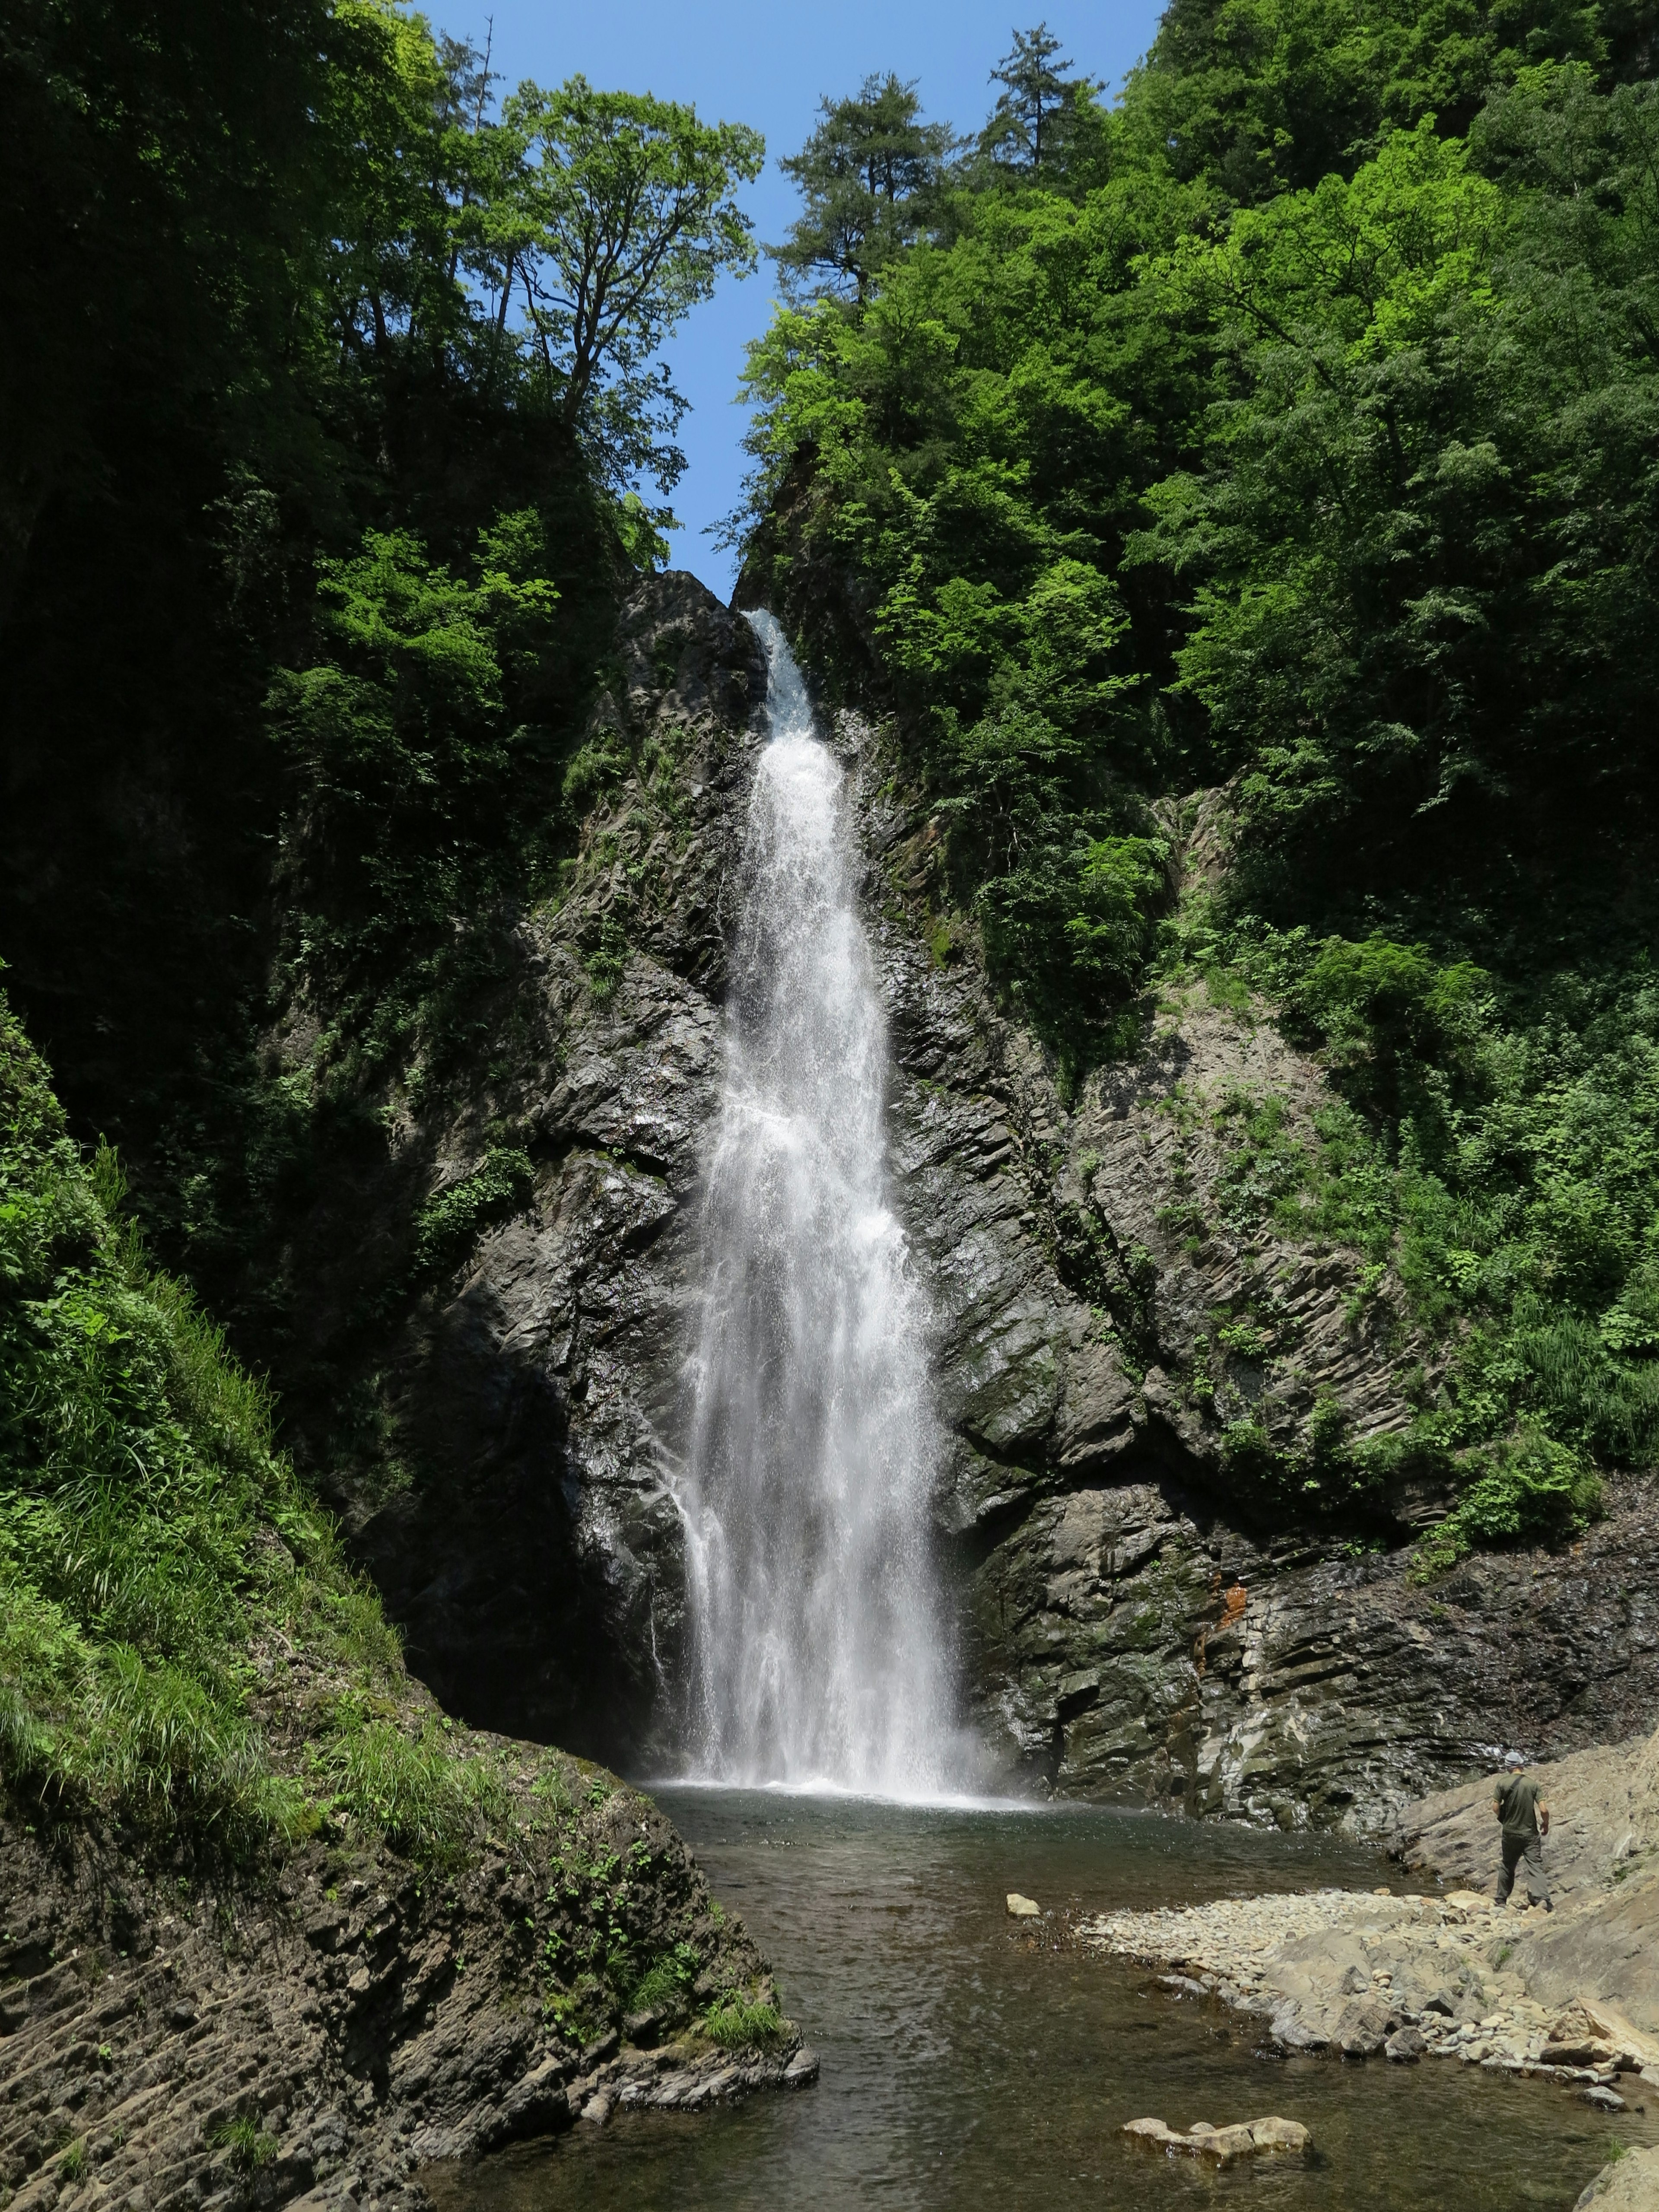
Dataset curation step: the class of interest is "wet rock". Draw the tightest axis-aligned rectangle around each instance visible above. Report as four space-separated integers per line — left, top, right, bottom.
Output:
1122 2115 1310 2164
268 573 1659 1825
268 574 766 1766
1386 2025 1428 2060
1006 1894 1040 1918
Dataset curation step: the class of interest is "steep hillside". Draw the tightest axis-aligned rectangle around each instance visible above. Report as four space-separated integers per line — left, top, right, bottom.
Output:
0 992 807 2209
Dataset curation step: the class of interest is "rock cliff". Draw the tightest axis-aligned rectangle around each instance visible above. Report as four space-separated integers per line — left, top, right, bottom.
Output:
296 573 1659 1827
0 1735 806 2212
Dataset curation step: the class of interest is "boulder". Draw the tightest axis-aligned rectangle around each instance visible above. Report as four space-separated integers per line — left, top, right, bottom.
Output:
1122 2116 1311 2165
1006 1892 1041 1918
1574 2144 1659 2209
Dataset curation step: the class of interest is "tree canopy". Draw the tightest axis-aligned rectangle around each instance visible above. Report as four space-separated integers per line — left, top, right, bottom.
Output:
0 0 763 1305
982 22 1097 171
484 78 763 488
740 0 1659 1545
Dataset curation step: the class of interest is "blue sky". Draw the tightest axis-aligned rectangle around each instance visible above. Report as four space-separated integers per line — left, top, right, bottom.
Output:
452 2 1167 599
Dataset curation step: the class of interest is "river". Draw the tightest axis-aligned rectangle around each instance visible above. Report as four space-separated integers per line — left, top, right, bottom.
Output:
433 1788 1650 2212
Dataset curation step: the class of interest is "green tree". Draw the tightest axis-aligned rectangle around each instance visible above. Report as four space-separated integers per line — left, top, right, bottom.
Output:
483 78 764 490
772 74 954 302
982 22 1096 171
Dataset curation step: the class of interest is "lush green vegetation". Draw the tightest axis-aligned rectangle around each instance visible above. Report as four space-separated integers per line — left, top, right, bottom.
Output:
741 0 1659 1553
0 982 425 1847
1 985 807 2086
0 0 760 1332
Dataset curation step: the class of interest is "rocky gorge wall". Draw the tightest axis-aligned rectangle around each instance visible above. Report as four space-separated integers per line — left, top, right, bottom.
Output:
295 574 1659 1829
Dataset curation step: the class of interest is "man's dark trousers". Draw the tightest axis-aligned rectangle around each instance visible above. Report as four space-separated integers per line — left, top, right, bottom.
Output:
1494 1831 1551 1905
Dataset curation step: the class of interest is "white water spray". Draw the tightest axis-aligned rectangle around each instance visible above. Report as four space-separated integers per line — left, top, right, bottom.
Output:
678 611 957 1798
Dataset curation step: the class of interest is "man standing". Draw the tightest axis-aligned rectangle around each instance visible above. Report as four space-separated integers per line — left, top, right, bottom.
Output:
1493 1752 1553 1911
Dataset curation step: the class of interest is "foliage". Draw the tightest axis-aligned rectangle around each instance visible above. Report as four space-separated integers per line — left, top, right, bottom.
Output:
627 1939 702 2019
0 989 491 1856
268 514 566 1000
482 78 763 491
210 2117 280 2174
0 2 762 1363
1172 922 1659 1540
1143 75 1659 922
741 0 1659 1553
981 23 1100 173
315 1702 508 1863
773 74 955 302
410 1150 536 1281
702 1997 787 2049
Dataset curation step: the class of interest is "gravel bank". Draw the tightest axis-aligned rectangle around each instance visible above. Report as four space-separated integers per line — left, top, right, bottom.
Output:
1083 1883 1655 2101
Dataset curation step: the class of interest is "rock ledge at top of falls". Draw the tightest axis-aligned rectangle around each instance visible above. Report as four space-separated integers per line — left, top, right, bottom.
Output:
276 572 1659 1828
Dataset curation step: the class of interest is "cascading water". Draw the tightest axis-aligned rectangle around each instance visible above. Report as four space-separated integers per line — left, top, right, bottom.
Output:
678 610 958 1799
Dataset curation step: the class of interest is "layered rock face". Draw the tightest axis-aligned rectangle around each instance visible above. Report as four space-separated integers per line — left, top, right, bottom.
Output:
0 1750 802 2211
860 750 1659 1825
319 574 1659 1824
299 578 766 1766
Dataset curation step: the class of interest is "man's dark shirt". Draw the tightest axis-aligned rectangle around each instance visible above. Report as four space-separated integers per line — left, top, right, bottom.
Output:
1496 1774 1543 1841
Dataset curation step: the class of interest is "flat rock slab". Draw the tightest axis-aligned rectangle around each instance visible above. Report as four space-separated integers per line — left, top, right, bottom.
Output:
1575 2143 1659 2209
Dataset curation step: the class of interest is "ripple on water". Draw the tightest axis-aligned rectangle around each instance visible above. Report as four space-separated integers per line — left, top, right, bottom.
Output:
427 1791 1654 2212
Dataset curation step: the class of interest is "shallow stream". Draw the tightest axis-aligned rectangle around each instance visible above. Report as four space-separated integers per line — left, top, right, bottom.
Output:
437 1790 1655 2212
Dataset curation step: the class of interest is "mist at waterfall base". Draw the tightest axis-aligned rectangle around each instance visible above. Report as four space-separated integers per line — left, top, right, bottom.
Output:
673 611 982 1804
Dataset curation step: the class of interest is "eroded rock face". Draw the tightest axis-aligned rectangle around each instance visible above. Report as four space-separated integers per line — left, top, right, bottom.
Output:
304 575 1659 1822
854 717 1659 1824
0 1754 801 2212
287 578 766 1764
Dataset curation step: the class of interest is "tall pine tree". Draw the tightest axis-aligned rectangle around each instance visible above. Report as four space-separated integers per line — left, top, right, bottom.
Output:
771 73 952 301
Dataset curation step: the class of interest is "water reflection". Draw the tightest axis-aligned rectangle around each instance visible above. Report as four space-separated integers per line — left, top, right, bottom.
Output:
430 1790 1649 2212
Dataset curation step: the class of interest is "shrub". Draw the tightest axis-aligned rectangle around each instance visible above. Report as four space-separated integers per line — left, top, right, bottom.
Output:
210 2115 279 2173
410 1148 534 1280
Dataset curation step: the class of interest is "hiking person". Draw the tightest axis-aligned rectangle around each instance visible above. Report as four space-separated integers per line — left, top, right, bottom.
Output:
1493 1752 1553 1910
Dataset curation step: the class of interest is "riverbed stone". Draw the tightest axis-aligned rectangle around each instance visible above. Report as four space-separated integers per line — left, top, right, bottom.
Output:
1574 2144 1659 2209
1122 2115 1310 2164
1006 1893 1040 1918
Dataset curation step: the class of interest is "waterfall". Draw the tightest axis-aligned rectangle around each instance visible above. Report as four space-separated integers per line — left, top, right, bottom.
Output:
678 610 957 1798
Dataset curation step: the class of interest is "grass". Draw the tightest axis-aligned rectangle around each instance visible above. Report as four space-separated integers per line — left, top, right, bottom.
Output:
315 1704 510 1865
0 987 502 1861
702 1998 785 2050
627 1940 702 2020
210 2116 279 2173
